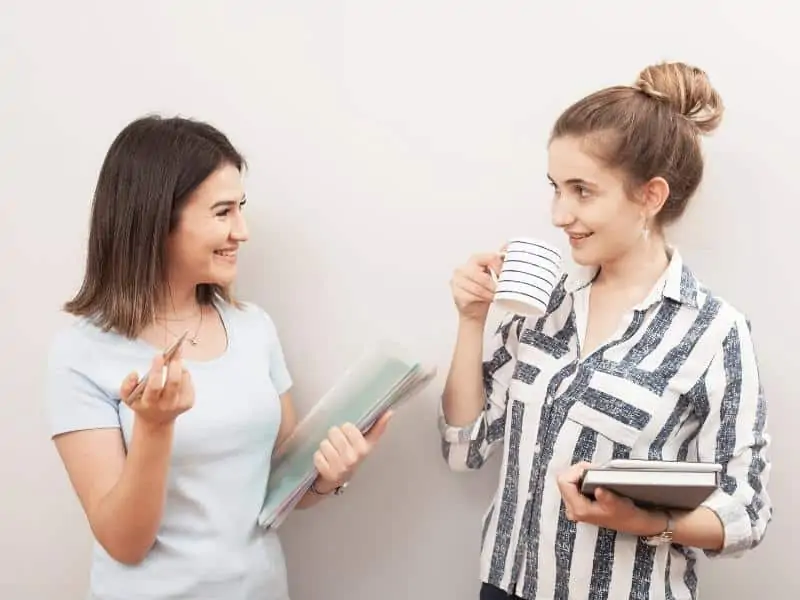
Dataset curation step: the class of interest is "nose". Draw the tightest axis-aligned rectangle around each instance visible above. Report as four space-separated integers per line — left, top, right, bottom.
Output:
551 195 575 229
231 210 249 242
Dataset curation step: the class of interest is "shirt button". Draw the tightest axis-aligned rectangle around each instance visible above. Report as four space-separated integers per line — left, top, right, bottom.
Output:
534 443 540 454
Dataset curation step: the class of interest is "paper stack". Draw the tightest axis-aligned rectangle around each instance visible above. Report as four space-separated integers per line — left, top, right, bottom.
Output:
257 341 437 531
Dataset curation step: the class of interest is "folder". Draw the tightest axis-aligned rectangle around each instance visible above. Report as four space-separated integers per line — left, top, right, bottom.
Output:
257 341 437 530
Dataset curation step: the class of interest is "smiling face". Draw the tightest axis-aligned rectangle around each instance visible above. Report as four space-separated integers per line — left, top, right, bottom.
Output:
166 162 249 289
547 135 650 267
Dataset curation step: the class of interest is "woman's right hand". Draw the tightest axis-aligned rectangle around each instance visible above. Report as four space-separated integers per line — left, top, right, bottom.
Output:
450 251 505 323
119 346 194 428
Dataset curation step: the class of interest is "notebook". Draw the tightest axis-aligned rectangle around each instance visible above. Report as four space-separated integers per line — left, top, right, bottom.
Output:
257 341 437 530
579 459 722 511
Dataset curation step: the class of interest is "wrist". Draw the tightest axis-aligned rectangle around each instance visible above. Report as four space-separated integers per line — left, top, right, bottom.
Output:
311 476 347 496
637 508 670 537
134 417 175 439
457 314 487 333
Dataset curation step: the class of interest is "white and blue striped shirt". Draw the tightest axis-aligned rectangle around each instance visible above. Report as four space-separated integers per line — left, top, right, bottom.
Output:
439 249 772 600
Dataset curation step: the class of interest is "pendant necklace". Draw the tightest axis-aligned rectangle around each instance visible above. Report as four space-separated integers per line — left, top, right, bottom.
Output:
164 307 203 346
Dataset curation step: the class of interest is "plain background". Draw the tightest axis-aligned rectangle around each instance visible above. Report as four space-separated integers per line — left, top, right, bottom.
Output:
2 2 797 598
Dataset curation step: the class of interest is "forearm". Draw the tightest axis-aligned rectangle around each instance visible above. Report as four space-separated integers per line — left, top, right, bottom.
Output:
442 317 487 427
92 420 174 563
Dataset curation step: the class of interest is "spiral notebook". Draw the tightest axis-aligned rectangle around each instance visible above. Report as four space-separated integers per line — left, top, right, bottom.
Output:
257 342 437 530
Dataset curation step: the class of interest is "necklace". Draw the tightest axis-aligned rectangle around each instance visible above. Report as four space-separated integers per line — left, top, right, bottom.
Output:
163 307 203 346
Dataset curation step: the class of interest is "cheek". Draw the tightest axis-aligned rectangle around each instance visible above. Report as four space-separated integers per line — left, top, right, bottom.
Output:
169 229 211 266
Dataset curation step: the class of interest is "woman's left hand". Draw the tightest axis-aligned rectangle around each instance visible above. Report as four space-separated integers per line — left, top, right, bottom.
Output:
556 461 667 537
312 411 393 492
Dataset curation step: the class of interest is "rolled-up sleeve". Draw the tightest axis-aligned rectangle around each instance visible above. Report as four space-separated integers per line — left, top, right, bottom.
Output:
697 315 772 558
438 312 523 471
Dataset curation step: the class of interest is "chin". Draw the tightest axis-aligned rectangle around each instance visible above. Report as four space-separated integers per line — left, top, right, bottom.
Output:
569 247 601 267
202 270 237 289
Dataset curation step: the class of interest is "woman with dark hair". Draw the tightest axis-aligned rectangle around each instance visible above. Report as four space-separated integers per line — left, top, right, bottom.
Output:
46 115 390 599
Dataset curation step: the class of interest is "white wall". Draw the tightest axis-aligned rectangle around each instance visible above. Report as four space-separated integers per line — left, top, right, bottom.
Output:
2 2 797 598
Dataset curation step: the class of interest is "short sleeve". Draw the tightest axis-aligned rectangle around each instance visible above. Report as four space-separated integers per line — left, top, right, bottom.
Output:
260 310 293 395
45 331 120 438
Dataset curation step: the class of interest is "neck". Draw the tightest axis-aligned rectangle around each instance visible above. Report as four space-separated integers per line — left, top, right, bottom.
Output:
595 232 670 292
156 284 201 320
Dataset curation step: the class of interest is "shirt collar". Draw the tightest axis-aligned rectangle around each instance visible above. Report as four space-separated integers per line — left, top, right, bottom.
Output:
562 246 700 309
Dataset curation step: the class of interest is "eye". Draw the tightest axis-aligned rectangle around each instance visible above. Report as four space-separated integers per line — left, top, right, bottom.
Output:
575 184 591 198
548 180 560 196
215 198 246 218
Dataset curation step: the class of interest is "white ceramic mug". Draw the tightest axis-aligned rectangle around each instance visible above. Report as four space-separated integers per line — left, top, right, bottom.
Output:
490 237 562 317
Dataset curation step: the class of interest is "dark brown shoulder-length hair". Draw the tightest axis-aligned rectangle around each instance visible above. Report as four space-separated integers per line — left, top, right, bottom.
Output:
64 115 247 338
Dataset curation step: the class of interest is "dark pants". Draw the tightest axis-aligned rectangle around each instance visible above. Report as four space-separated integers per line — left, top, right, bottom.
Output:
480 583 523 600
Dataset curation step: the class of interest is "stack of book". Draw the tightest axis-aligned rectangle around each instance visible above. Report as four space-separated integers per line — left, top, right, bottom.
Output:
258 342 436 531
579 459 722 510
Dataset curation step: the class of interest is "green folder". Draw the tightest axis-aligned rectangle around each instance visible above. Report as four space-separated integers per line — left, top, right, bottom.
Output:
258 342 436 530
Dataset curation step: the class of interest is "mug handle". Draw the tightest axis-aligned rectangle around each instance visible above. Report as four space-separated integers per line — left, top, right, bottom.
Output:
486 247 507 284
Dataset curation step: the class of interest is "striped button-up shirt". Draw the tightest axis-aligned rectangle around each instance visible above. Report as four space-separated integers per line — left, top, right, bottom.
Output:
439 249 772 600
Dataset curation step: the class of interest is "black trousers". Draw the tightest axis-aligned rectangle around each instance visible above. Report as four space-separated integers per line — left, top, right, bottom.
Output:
480 583 523 600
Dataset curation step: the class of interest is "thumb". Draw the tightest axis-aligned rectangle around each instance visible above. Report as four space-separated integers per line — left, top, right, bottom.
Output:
594 487 620 508
120 371 139 397
364 410 394 445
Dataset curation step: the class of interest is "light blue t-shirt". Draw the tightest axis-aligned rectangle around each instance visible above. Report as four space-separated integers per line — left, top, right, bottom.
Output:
45 300 293 600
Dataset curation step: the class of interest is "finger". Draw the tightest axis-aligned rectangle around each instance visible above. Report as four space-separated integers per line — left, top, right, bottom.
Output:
489 253 505 276
340 423 370 456
470 252 504 268
327 427 357 464
563 461 592 485
319 439 345 475
454 277 495 303
462 263 498 290
178 367 194 409
563 488 594 522
162 358 183 403
594 487 628 512
142 354 167 402
363 411 393 445
558 471 588 505
313 450 335 481
119 371 139 398
561 497 575 521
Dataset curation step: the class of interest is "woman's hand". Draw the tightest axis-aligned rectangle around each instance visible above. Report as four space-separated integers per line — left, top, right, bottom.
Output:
311 411 393 493
556 461 668 537
119 345 194 429
450 251 504 323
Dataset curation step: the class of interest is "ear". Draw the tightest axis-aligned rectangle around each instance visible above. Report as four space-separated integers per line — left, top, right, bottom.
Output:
638 176 670 219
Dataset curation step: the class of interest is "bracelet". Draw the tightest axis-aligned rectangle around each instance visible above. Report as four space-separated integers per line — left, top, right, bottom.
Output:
643 510 674 547
311 479 348 496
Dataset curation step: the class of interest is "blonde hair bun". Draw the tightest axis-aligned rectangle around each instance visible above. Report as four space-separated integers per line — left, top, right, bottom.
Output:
635 61 724 134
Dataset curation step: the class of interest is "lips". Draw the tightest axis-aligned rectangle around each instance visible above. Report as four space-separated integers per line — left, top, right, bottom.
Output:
214 248 238 257
567 232 593 240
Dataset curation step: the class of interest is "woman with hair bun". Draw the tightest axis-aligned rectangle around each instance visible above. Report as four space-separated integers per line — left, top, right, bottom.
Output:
441 62 772 599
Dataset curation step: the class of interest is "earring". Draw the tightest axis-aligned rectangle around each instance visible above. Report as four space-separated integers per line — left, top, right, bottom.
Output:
642 219 650 242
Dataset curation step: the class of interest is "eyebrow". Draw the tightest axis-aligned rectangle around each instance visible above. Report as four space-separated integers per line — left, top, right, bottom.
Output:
210 194 246 210
547 174 597 188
